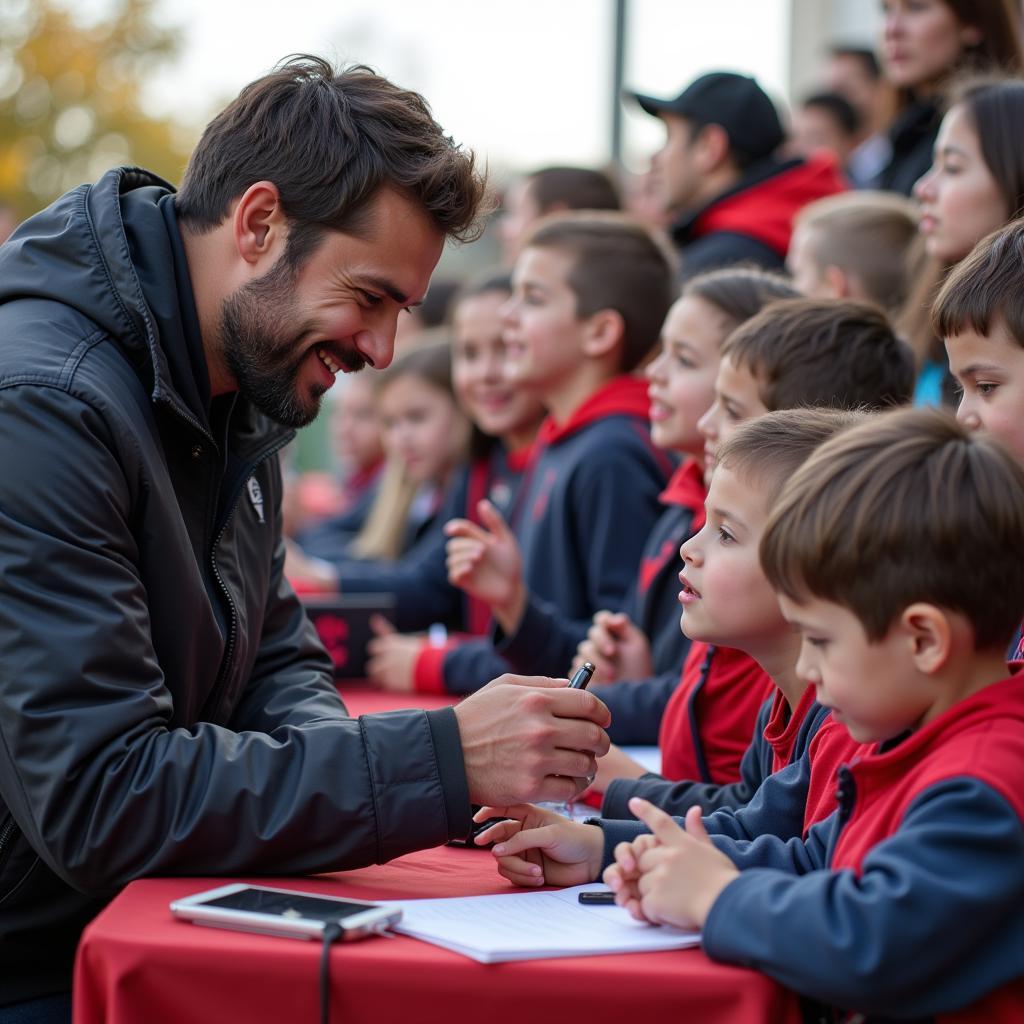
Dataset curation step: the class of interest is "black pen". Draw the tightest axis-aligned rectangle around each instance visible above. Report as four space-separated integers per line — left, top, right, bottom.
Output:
568 661 595 689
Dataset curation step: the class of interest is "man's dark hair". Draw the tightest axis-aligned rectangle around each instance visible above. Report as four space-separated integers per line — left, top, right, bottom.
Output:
829 46 881 81
801 91 861 138
722 298 914 411
526 167 621 214
176 55 488 270
524 211 676 373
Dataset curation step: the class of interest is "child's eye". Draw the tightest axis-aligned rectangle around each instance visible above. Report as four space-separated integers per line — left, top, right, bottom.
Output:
976 382 998 396
716 527 735 544
676 355 698 369
805 636 828 648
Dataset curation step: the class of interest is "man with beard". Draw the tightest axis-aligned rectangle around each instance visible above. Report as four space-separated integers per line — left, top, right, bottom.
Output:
0 56 611 1023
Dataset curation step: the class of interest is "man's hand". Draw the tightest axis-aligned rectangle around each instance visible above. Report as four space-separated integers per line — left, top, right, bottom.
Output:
573 612 652 684
586 742 648 796
453 675 611 806
365 616 419 692
473 803 604 887
445 500 526 634
604 798 739 929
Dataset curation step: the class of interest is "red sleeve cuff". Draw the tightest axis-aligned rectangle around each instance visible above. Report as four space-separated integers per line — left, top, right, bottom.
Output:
413 641 455 694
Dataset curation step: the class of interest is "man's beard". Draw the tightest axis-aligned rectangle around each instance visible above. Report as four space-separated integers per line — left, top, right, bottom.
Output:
218 257 364 428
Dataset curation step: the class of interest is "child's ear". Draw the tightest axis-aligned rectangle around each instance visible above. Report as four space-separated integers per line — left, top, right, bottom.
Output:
581 308 626 361
822 264 851 299
899 602 951 674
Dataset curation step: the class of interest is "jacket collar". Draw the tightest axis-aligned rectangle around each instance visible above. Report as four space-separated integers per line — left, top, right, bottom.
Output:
536 375 650 447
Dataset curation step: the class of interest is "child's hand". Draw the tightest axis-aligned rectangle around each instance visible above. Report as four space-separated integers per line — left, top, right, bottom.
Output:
365 617 419 692
574 612 652 684
472 803 604 888
445 500 526 632
603 831 661 918
607 798 740 929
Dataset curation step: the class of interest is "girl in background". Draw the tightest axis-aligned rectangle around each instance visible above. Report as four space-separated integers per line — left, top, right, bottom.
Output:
286 341 469 587
901 76 1024 402
875 0 1022 194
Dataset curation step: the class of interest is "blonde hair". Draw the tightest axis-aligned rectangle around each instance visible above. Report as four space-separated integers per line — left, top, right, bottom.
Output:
347 342 467 560
795 191 923 314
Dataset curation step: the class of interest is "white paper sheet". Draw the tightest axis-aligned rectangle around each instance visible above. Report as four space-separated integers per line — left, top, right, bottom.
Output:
381 883 700 963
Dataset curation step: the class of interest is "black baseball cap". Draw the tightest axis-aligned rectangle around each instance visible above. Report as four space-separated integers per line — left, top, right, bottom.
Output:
629 72 785 161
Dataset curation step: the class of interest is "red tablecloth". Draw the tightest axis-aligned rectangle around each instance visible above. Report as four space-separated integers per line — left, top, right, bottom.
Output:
73 845 801 1024
72 688 801 1024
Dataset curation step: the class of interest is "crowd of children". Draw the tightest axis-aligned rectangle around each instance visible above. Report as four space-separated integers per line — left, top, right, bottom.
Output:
276 14 1024 1022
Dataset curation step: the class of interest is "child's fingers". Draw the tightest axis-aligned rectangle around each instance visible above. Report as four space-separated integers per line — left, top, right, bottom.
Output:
684 804 711 842
472 818 520 847
491 823 559 859
443 517 489 542
369 614 397 637
612 840 639 875
496 857 545 887
628 798 687 845
476 499 515 540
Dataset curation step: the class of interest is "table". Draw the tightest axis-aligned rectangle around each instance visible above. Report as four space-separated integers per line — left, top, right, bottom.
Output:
71 689 802 1024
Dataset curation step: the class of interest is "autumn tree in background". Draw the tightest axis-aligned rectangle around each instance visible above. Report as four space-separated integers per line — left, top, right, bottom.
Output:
0 0 194 221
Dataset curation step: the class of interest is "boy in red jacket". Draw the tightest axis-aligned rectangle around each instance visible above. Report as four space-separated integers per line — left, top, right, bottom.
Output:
607 407 1024 1024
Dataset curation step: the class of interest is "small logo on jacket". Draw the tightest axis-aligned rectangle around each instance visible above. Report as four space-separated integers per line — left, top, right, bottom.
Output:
247 476 265 523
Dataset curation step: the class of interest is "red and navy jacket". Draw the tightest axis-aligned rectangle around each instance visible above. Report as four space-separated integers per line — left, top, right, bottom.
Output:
601 648 819 820
322 441 528 640
437 376 672 694
587 460 707 745
671 153 846 281
701 673 1024 1023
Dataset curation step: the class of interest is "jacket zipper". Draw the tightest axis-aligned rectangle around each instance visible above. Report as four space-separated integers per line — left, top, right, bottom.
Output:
0 816 17 873
203 435 293 721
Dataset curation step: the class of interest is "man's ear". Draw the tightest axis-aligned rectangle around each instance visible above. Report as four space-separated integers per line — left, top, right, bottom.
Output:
899 602 952 674
581 308 625 361
232 181 288 271
694 123 732 174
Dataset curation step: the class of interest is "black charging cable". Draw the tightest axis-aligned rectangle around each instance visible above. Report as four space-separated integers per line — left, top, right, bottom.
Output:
320 922 344 1024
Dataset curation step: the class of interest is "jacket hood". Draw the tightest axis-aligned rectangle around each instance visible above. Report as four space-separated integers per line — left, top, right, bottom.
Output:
674 154 847 258
0 167 201 428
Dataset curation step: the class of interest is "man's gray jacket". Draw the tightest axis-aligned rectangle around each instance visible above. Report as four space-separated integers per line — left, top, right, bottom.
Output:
0 168 471 1004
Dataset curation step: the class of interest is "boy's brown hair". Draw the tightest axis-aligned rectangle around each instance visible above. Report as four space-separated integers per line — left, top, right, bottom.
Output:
932 216 1024 349
794 191 922 313
684 266 798 333
761 407 1024 649
722 298 914 411
523 211 676 372
715 407 867 509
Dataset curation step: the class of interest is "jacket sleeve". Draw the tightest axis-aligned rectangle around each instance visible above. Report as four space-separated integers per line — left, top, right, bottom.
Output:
590 669 682 746
498 438 667 677
441 637 514 695
702 754 813 842
703 779 1024 1017
601 699 772 818
0 386 470 896
328 474 467 633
